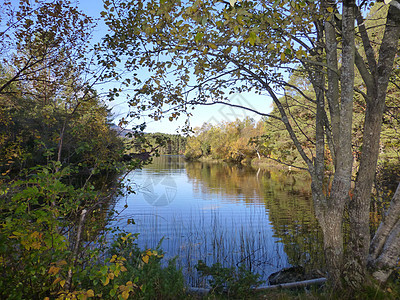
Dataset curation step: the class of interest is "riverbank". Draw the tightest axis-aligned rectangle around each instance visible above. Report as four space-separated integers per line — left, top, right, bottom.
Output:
192 156 303 172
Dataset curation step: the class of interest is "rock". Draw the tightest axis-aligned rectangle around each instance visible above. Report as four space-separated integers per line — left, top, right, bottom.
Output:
268 266 325 286
268 266 306 285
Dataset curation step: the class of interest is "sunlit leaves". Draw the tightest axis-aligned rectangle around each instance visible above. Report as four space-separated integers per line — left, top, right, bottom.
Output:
141 249 164 264
194 31 204 43
246 31 259 46
97 255 128 287
185 118 265 162
142 255 150 264
99 0 317 124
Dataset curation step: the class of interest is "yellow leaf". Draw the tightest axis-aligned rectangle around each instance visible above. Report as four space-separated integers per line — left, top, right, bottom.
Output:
48 266 61 275
86 289 95 297
108 272 115 280
142 255 149 264
281 52 285 61
60 280 66 288
208 43 218 50
103 277 110 286
121 290 130 300
77 294 86 300
30 241 41 249
126 281 133 287
327 7 334 13
58 260 67 266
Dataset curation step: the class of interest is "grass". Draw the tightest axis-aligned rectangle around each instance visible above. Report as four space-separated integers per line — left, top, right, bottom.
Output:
119 207 320 288
111 206 400 299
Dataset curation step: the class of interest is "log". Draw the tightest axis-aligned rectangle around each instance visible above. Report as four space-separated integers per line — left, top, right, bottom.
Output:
186 277 327 295
257 277 327 290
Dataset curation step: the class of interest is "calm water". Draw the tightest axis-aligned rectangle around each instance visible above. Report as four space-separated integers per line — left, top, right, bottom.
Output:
112 155 323 286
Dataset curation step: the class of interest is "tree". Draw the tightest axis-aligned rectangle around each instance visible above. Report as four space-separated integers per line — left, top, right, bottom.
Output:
0 0 94 95
100 0 400 290
0 0 123 176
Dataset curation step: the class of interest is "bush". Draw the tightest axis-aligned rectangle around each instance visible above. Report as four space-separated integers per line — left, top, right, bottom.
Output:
0 165 186 300
196 260 264 298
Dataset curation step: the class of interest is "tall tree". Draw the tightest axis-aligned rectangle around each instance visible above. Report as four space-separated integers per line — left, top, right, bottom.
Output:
0 0 117 173
100 0 400 290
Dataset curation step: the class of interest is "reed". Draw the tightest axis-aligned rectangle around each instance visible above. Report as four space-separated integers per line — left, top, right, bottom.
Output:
115 207 293 287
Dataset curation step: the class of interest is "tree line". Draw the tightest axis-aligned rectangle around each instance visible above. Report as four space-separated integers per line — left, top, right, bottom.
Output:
185 117 264 163
126 132 187 156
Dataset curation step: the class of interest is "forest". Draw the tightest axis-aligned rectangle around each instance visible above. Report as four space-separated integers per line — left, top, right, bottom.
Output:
1 0 400 299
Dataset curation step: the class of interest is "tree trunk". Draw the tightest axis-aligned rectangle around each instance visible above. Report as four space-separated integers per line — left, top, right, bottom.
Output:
346 3 400 286
313 195 344 288
304 0 355 288
323 0 340 164
344 100 385 287
321 0 355 287
368 183 400 282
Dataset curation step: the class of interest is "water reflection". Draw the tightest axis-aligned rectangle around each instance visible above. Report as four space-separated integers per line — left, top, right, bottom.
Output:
112 155 323 286
261 172 325 270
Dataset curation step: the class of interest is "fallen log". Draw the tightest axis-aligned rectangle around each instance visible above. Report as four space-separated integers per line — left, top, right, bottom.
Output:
186 277 327 296
257 277 327 290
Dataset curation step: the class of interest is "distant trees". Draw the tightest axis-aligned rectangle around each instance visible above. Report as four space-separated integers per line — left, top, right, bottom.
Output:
126 132 187 156
185 118 264 162
151 133 186 155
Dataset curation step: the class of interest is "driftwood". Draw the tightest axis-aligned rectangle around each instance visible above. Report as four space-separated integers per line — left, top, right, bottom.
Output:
186 277 327 296
257 277 327 290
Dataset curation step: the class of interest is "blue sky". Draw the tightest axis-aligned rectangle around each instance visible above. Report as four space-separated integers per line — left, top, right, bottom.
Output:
75 0 273 134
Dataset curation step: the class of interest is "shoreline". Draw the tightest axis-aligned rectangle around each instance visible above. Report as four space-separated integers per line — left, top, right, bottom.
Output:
187 156 305 172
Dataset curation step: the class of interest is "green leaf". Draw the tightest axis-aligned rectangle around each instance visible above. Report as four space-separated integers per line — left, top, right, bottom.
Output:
100 265 108 275
248 31 257 46
195 32 204 43
110 288 117 297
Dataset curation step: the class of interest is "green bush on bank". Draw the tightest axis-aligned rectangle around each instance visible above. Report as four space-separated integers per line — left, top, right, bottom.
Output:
0 163 187 300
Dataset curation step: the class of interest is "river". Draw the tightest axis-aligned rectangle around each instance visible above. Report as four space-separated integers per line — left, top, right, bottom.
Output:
112 155 324 286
